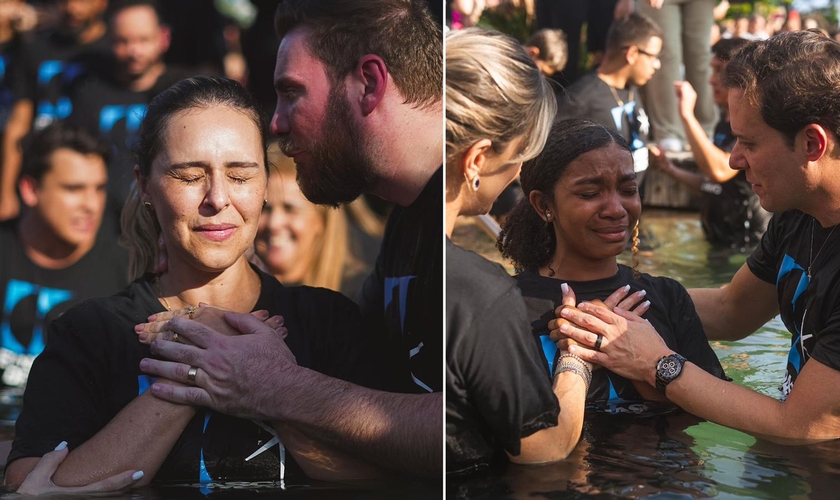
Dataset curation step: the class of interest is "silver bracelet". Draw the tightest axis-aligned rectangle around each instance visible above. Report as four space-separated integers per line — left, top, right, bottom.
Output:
555 354 592 390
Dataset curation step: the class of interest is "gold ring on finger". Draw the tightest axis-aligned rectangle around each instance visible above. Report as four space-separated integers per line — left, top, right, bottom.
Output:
187 366 198 385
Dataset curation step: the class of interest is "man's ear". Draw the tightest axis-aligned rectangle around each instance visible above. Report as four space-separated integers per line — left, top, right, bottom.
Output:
525 45 540 61
625 45 639 65
528 190 549 221
18 175 39 208
356 54 388 116
801 123 830 162
461 139 493 186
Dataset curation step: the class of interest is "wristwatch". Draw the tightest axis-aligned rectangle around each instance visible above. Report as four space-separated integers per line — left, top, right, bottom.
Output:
655 353 687 395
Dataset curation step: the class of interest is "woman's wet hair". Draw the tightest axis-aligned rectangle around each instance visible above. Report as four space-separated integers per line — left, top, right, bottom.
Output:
497 119 632 273
445 27 556 188
121 75 268 280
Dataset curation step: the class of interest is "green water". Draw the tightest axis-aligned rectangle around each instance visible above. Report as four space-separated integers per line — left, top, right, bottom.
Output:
450 209 840 500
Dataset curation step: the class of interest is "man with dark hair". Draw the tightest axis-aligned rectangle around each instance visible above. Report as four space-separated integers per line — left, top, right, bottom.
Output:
559 30 840 445
0 0 109 221
651 37 770 249
66 0 189 223
140 0 444 477
0 122 126 391
558 13 662 172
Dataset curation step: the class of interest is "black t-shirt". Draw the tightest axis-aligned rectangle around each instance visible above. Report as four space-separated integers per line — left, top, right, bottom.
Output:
13 30 109 130
446 240 559 473
515 266 726 414
0 37 21 132
557 72 650 170
0 219 127 389
359 167 443 394
699 118 770 248
66 61 193 213
9 268 388 484
747 210 840 401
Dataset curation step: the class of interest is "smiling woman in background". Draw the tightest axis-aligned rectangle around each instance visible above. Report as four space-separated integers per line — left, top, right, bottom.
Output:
254 148 376 300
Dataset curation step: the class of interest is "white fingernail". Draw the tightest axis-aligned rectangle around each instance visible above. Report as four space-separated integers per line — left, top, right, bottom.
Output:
642 300 650 308
54 441 67 451
132 471 144 481
623 285 630 292
639 289 647 297
561 283 569 294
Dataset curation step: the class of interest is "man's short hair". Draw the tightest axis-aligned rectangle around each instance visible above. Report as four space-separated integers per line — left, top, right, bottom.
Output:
525 29 568 74
605 13 662 53
20 122 111 183
274 0 442 109
109 0 162 23
722 30 840 148
711 37 749 62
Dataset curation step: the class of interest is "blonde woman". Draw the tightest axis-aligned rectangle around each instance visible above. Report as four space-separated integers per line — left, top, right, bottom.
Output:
446 27 588 472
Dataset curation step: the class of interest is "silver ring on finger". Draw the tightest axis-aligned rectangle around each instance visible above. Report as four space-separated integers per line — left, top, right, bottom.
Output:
172 333 180 343
187 366 198 385
187 306 196 319
594 334 604 352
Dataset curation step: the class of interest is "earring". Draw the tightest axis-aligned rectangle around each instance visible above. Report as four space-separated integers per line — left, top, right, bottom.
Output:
469 177 480 192
545 211 552 221
143 202 154 213
263 199 268 208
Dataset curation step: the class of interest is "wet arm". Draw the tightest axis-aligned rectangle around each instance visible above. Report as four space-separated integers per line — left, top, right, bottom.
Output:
511 369 587 464
679 106 736 183
5 389 194 488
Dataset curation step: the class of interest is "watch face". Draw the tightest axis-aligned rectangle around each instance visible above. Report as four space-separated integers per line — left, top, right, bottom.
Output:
660 358 681 379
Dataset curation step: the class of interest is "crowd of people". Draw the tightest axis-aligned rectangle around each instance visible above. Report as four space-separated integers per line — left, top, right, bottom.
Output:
2 0 840 494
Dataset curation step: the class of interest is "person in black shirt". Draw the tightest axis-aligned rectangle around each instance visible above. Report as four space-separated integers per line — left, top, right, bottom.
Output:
138 0 444 478
498 119 726 411
0 0 109 221
6 76 390 490
66 0 191 223
555 31 840 445
445 28 588 473
650 37 769 249
557 13 663 173
0 122 125 393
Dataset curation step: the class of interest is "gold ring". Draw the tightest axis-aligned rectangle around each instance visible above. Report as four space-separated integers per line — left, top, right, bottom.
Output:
172 333 180 343
187 366 198 385
187 306 196 319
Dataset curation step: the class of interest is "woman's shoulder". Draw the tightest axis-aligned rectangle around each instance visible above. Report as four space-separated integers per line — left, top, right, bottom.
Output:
51 277 160 333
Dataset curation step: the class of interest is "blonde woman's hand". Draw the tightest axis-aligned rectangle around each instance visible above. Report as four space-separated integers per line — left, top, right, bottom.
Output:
16 442 144 496
136 305 285 345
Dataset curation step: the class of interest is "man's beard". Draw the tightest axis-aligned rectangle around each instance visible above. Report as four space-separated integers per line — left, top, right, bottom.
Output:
282 83 377 208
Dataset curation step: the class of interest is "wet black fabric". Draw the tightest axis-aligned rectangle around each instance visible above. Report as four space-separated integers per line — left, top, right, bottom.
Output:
748 210 840 401
446 240 558 472
515 266 726 412
10 268 388 483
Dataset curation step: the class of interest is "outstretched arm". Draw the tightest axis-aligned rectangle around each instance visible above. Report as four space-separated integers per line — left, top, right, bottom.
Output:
558 303 840 444
688 263 778 341
674 81 736 183
141 314 442 476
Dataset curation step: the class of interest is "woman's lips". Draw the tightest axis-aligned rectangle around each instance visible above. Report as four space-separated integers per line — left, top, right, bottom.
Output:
195 224 237 241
